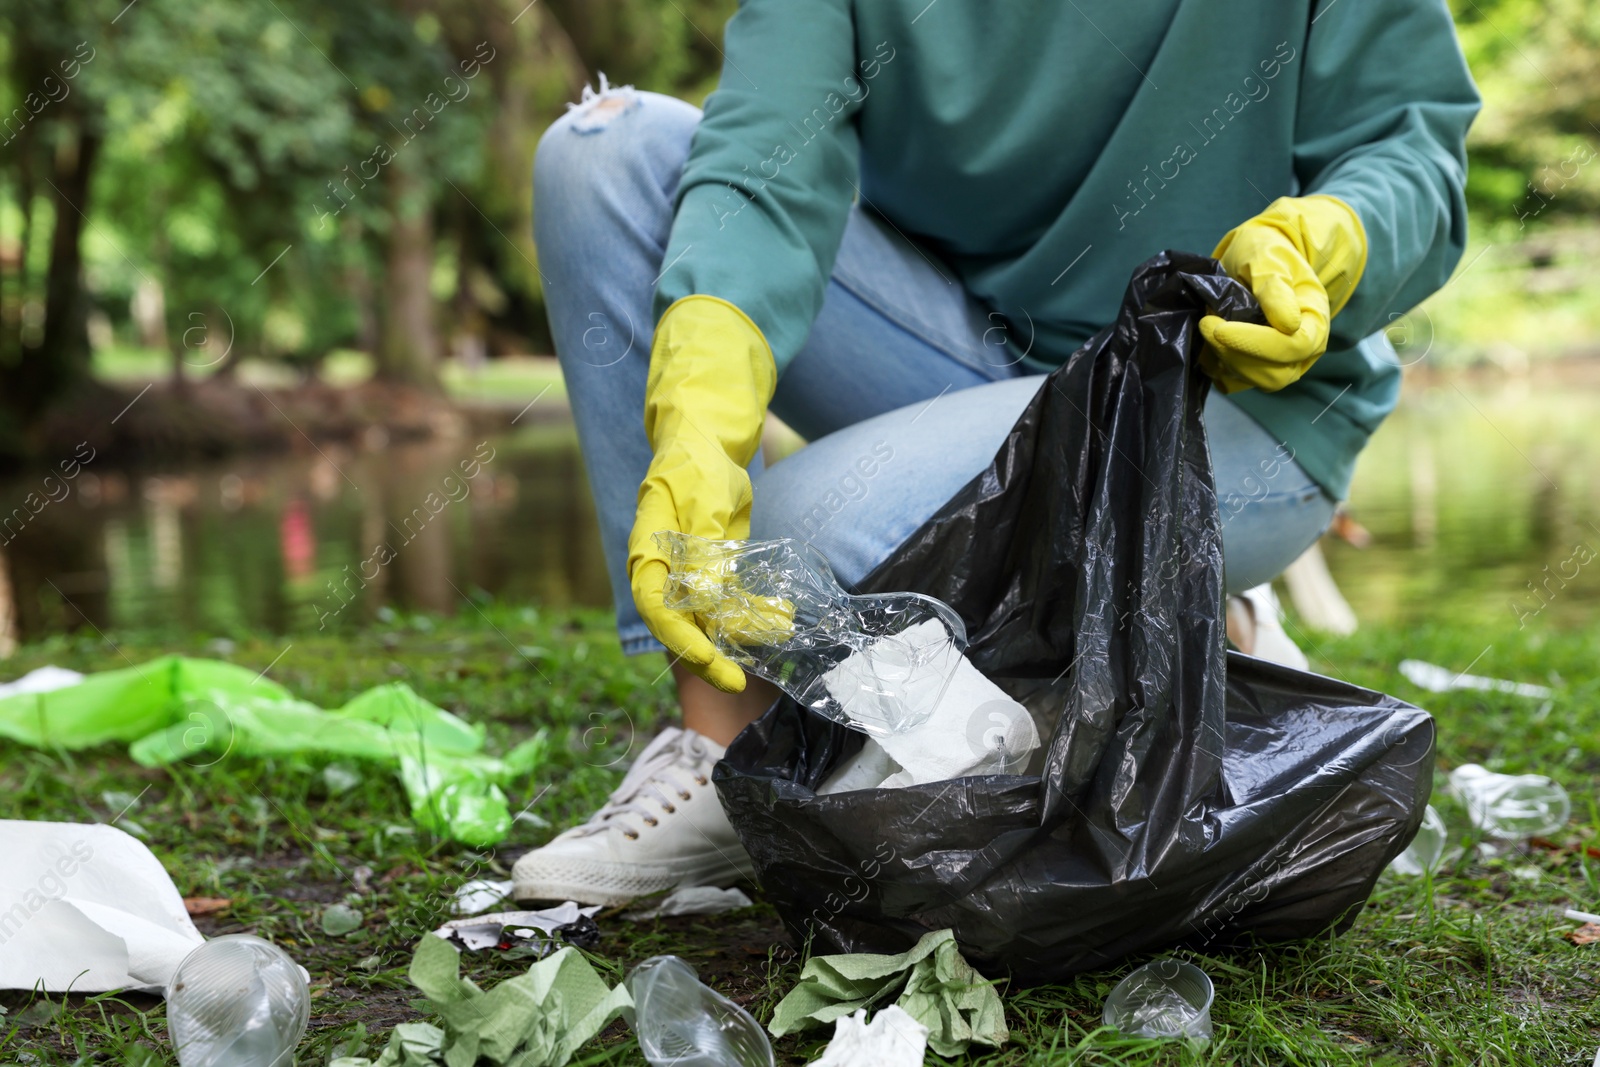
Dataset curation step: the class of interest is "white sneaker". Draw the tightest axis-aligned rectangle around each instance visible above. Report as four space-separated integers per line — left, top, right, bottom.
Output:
1228 583 1310 670
512 727 757 906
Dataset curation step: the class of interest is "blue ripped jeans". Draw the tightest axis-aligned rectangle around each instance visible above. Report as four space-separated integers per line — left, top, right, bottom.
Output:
534 88 1337 656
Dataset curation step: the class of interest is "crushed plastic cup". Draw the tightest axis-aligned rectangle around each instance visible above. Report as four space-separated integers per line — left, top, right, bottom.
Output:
166 935 310 1067
1103 958 1214 1041
1389 804 1447 876
1449 763 1571 840
659 533 968 736
627 955 774 1067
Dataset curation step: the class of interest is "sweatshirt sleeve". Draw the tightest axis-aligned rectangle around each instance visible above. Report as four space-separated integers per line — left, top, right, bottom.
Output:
1294 0 1480 350
652 0 862 369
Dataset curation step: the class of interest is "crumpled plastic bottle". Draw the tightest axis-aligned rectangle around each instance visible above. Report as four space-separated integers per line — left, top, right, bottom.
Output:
626 955 774 1067
166 935 310 1067
1449 763 1570 840
659 533 967 736
1102 958 1214 1041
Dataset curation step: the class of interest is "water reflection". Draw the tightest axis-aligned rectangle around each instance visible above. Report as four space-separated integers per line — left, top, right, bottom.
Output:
4 426 611 640
1 373 1597 642
1331 370 1600 629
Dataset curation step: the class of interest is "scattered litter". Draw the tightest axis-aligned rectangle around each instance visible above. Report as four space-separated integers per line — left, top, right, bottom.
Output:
183 897 233 917
1564 908 1600 925
1102 958 1214 1041
332 1022 443 1067
1399 659 1553 699
357 954 384 973
166 934 309 1067
628 955 774 1067
1449 763 1571 840
352 865 375 893
1388 805 1447 876
322 903 365 936
0 820 205 993
323 763 365 795
1564 924 1600 946
811 1006 928 1067
432 903 600 956
0 656 549 846
622 885 753 921
452 878 513 915
101 789 144 813
769 928 1006 1057
334 935 631 1067
0 665 82 698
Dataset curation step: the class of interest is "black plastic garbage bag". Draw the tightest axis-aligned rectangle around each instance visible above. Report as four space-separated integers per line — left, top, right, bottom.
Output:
715 251 1433 984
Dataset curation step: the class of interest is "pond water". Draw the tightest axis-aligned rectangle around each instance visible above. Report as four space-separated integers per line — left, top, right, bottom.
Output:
3 371 1597 643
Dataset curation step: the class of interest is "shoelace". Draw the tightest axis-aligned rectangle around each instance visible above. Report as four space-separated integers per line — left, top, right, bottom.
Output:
569 732 711 840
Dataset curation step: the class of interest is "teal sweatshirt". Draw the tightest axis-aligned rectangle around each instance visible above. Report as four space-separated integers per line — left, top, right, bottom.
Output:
655 0 1480 499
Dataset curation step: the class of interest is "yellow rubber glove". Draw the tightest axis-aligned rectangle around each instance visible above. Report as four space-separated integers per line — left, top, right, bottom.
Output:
627 295 777 693
1199 194 1367 394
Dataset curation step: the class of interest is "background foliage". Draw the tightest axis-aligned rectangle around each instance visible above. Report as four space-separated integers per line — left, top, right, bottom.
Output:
0 0 1594 457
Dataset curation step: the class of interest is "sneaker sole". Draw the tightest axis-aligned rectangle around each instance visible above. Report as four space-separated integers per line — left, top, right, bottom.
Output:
512 853 757 907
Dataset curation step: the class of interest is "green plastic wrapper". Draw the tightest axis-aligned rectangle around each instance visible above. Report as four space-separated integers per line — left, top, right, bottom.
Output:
0 656 546 846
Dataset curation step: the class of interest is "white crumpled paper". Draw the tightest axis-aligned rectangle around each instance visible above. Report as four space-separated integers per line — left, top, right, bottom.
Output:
432 903 599 953
0 820 205 993
812 1006 929 1067
0 665 83 698
451 878 514 915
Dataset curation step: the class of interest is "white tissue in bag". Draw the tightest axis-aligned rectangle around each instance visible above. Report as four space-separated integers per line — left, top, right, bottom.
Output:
819 621 1038 793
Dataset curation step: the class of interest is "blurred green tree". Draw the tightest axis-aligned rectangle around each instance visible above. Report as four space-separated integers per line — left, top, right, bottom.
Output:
1 0 736 456
1451 0 1600 221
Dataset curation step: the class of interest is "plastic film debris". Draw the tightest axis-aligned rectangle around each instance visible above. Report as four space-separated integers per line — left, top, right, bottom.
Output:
1388 805 1447 876
1449 763 1570 840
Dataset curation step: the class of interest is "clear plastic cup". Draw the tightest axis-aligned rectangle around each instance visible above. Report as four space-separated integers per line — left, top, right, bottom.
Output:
166 935 310 1067
1449 763 1571 840
627 955 774 1067
1389 804 1447 876
659 533 968 736
1103 958 1214 1041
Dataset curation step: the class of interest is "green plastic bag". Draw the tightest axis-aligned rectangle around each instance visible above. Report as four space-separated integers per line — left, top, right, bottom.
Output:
0 657 547 846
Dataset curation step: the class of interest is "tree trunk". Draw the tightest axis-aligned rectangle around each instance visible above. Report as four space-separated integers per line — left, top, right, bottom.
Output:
343 217 380 358
27 124 100 409
376 159 441 391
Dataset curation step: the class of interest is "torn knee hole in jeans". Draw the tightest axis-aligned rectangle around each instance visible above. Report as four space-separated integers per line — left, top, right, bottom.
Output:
566 73 638 133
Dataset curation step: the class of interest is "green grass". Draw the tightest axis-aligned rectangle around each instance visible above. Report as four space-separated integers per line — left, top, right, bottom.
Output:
3 607 1599 1066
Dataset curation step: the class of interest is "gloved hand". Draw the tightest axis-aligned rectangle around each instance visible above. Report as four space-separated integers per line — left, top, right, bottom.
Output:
1199 194 1367 393
628 295 777 693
